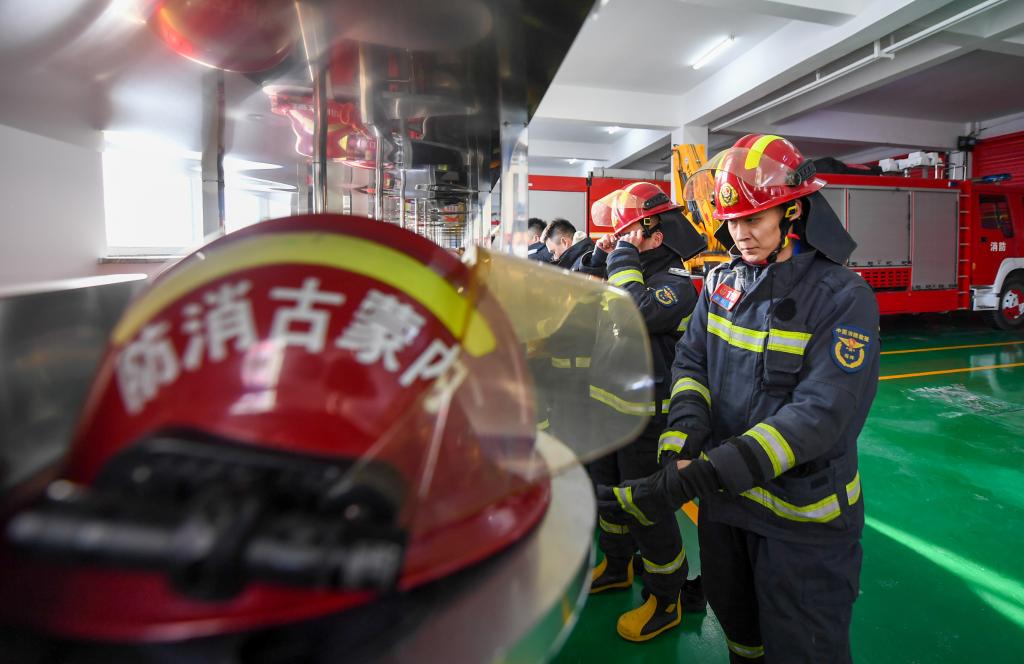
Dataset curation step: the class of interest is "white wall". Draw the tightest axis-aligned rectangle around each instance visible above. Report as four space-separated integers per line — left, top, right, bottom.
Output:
0 124 107 288
528 189 587 230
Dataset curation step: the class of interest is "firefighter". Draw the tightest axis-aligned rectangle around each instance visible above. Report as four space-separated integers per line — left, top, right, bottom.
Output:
527 217 553 262
583 182 708 642
598 135 879 663
545 218 594 269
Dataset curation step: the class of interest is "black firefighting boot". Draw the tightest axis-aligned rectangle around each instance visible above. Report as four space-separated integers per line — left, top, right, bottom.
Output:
590 556 633 594
639 575 707 612
681 574 707 612
616 590 681 642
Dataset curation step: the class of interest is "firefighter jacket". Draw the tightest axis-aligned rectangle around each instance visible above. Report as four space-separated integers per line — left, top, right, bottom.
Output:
554 236 595 270
527 241 553 262
666 249 879 543
593 242 697 432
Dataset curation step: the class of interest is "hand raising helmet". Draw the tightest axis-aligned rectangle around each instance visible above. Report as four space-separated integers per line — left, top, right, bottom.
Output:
590 182 707 260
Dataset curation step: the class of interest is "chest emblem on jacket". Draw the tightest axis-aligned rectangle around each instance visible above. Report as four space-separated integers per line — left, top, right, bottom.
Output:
654 286 678 306
831 326 871 372
711 282 742 310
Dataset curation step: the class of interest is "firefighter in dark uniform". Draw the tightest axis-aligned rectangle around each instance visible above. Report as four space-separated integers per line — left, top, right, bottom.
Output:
580 182 708 642
598 135 880 663
527 217 553 262
546 218 594 269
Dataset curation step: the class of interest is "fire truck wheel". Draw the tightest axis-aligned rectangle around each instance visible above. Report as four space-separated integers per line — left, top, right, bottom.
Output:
990 274 1024 332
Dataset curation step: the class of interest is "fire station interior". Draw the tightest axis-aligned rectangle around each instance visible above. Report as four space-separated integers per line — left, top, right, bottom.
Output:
1 0 1023 662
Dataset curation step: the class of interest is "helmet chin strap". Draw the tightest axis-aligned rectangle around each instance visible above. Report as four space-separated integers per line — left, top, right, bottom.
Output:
765 202 801 265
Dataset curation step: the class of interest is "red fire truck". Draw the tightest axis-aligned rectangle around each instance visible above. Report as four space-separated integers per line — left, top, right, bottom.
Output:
528 171 1024 331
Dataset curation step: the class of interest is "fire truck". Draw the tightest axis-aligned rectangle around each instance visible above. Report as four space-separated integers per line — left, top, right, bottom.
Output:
529 164 1024 332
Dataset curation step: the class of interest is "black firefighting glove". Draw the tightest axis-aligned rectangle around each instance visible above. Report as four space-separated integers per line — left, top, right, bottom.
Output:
596 458 721 526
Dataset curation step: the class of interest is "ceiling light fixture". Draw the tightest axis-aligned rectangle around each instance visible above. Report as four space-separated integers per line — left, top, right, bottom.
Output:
566 158 578 165
605 126 622 135
692 35 734 70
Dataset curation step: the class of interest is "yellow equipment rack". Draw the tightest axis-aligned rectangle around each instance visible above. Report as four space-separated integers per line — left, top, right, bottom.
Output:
672 143 730 274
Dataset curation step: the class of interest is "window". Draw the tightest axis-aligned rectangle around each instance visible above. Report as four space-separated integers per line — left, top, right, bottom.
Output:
102 132 296 256
102 148 204 255
979 194 1015 238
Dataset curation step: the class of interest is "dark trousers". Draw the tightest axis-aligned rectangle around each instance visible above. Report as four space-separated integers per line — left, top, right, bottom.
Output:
698 517 862 664
587 432 686 600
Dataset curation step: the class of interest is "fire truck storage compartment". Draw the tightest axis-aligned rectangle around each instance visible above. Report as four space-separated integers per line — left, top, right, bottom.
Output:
820 187 846 225
910 190 959 291
846 189 911 267
828 184 960 294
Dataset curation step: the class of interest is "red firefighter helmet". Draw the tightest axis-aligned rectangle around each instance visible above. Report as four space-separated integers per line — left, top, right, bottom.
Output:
683 134 857 264
0 215 653 644
590 181 679 234
590 182 707 260
684 134 824 223
148 0 298 73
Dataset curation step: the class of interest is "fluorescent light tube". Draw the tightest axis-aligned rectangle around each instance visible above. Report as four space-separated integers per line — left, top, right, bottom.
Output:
692 36 734 70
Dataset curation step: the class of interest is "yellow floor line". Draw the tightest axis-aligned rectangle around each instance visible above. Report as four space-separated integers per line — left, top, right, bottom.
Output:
879 361 1024 381
681 501 699 526
881 340 1024 356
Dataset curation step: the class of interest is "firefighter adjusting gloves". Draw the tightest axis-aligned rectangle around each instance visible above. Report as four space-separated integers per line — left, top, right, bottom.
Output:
596 457 722 525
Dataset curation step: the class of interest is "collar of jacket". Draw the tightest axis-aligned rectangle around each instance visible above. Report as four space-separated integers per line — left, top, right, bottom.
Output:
725 249 819 301
638 244 677 278
556 236 594 268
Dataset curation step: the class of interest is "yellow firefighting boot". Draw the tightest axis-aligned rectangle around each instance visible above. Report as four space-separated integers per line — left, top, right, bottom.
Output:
590 556 633 594
616 591 681 642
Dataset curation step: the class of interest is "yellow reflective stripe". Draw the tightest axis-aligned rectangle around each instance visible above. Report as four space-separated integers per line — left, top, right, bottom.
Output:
677 313 692 333
657 430 687 463
662 399 671 414
608 269 644 287
589 385 656 416
644 547 686 574
741 486 841 523
767 328 812 355
111 232 496 356
743 134 783 170
707 313 767 353
671 377 711 407
614 486 654 526
727 639 766 659
745 422 796 477
537 418 550 431
847 471 862 505
551 356 591 369
599 516 630 535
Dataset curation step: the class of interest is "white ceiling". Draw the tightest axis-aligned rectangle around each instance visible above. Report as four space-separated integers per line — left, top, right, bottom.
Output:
530 0 1024 176
552 0 789 95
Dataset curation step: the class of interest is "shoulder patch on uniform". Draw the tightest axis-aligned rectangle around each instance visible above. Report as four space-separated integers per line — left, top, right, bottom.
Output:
668 267 690 277
831 325 872 373
654 286 678 307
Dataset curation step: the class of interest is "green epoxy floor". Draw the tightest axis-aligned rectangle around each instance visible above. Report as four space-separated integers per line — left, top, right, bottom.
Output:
553 313 1024 663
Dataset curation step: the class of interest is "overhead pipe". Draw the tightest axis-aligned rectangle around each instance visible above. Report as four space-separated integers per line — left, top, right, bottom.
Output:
358 43 385 221
200 71 226 239
711 0 1009 133
294 1 329 213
